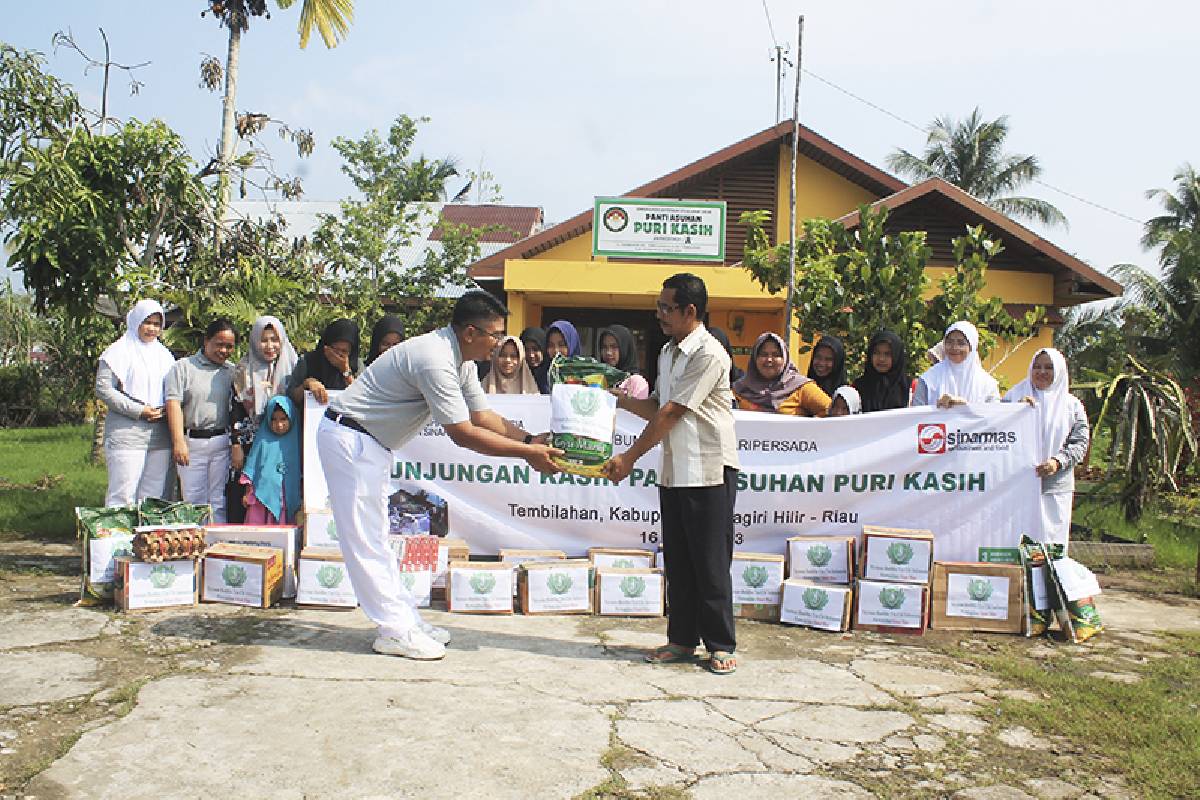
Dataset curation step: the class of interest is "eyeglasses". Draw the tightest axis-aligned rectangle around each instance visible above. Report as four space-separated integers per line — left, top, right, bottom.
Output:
756 352 785 360
655 302 681 314
468 324 507 342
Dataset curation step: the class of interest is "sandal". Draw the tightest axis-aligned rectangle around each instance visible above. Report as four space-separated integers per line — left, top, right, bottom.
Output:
645 643 698 664
708 651 737 675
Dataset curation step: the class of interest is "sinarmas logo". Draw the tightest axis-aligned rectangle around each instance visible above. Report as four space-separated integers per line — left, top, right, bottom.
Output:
917 423 947 454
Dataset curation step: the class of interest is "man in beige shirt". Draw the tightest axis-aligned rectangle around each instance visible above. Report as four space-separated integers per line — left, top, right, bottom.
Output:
604 273 741 674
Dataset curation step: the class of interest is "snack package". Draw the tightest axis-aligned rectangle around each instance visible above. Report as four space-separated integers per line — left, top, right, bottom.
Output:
75 506 139 605
548 356 627 478
137 497 213 527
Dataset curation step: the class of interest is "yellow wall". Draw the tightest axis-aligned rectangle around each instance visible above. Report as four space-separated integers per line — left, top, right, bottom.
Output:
774 144 882 242
924 267 1054 305
530 233 597 263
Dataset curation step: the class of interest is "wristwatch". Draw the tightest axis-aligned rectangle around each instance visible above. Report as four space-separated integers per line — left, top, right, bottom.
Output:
523 433 534 444
341 370 351 378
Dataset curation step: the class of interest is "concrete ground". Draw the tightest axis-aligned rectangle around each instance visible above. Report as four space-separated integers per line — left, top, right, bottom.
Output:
2 540 1199 799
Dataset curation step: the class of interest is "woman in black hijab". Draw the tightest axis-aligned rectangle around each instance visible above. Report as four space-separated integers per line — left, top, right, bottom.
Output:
597 324 649 398
366 315 405 366
289 318 361 406
853 329 909 412
519 326 551 394
806 335 847 399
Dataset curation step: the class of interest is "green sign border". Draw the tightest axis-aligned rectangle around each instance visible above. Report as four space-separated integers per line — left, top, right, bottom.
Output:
592 197 727 262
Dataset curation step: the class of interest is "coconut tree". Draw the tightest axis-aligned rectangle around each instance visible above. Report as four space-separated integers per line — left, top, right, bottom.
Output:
887 107 1068 229
205 0 354 220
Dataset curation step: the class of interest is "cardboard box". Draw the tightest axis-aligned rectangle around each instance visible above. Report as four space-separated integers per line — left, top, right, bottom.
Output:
202 543 283 608
780 579 853 632
859 526 934 584
786 536 856 584
587 548 656 570
296 547 358 608
499 549 566 596
731 552 785 621
518 560 592 615
205 524 301 598
301 509 340 549
447 561 514 614
398 567 433 608
931 562 1024 634
595 568 665 617
853 579 929 634
432 538 469 594
113 556 198 612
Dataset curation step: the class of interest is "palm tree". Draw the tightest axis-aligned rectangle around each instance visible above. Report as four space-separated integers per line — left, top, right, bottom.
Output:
208 0 354 221
887 107 1068 229
1109 164 1200 380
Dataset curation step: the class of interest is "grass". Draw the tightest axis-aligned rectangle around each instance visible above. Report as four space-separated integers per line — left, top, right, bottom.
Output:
950 632 1200 800
1074 486 1200 570
0 424 105 541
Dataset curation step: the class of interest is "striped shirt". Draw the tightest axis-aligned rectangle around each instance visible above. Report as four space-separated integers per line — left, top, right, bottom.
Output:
651 324 740 487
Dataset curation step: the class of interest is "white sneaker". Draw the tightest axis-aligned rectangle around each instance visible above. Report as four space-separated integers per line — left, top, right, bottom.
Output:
419 620 451 645
372 628 446 660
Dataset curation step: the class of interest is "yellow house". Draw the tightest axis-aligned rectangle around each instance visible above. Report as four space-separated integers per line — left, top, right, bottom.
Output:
469 121 1121 387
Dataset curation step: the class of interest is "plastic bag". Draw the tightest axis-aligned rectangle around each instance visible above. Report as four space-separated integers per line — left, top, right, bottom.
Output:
547 356 627 477
138 497 213 527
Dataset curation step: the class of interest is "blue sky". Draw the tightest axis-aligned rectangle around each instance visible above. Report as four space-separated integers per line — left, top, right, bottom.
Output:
6 1 1199 287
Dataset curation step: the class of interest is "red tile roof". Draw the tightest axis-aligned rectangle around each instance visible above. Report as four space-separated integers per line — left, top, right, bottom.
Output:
430 205 543 243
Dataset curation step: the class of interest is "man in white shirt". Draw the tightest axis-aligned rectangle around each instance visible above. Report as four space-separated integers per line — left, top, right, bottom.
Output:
318 291 560 660
604 274 741 675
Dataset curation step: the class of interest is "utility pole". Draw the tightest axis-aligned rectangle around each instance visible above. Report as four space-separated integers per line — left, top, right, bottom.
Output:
784 16 804 349
770 44 794 124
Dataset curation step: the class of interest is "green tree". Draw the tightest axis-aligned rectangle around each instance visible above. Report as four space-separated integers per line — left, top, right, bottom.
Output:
203 0 353 219
740 205 1041 378
313 115 479 334
887 108 1067 229
1106 164 1200 382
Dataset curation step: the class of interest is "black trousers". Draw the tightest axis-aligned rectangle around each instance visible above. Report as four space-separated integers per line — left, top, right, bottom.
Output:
659 466 738 653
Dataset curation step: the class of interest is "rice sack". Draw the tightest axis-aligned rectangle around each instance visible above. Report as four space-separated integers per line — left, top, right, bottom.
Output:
548 356 628 477
75 505 138 605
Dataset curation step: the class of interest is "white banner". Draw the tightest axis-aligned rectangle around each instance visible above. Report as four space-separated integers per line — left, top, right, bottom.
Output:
305 395 1044 563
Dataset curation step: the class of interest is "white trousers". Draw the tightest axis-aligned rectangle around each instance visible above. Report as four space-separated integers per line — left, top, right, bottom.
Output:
316 417 421 638
105 444 173 507
1041 491 1073 551
178 433 230 523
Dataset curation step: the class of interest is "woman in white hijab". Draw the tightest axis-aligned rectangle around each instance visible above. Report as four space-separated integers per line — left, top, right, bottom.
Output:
94 299 177 506
912 321 1000 408
231 316 298 472
827 386 863 417
1003 348 1090 548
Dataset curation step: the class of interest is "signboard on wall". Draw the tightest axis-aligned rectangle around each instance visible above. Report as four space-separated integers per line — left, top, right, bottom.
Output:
592 197 726 261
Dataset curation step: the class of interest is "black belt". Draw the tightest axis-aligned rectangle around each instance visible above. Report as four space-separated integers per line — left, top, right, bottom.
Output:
324 408 387 448
185 428 229 439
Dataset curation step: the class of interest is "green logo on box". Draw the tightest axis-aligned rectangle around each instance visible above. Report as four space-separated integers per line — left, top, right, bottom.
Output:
222 563 248 588
316 564 343 589
742 565 769 588
149 564 177 589
879 587 906 609
806 544 833 567
619 576 646 598
546 572 573 595
802 587 829 611
967 578 994 602
886 542 914 565
470 572 497 595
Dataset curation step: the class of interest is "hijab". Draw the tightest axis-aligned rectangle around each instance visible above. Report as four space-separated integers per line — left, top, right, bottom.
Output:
546 320 581 358
519 327 550 394
854 329 910 413
732 332 811 412
302 318 360 389
98 299 175 407
919 321 999 404
234 316 298 418
483 335 540 394
807 335 847 398
241 395 301 523
597 324 641 374
831 385 863 415
1004 348 1076 463
366 315 405 366
709 326 744 384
